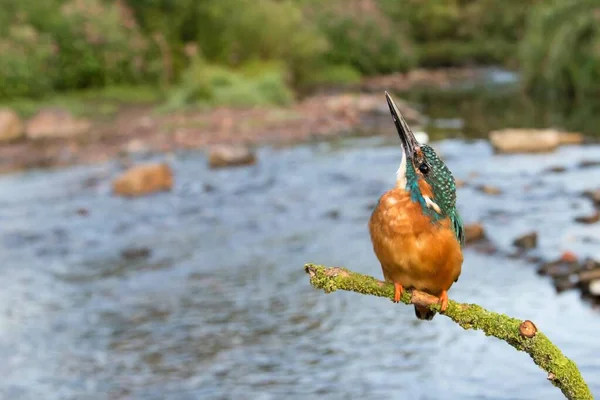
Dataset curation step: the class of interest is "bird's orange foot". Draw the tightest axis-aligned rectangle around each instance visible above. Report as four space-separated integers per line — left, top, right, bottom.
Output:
393 283 404 303
438 290 449 313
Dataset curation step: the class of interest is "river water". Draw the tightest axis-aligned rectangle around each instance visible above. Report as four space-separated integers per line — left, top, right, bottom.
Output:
0 131 599 399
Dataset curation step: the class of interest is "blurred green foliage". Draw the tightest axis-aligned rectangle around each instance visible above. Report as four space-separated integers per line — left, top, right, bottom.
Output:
0 0 596 104
302 1 416 75
5 85 161 118
381 0 533 67
520 0 600 100
0 25 57 98
161 58 294 111
0 0 157 98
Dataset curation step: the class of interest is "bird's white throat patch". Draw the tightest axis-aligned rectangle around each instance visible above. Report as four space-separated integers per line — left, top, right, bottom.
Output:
424 195 442 214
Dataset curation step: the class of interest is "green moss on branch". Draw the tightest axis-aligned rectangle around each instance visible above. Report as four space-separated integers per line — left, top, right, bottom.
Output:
304 263 593 400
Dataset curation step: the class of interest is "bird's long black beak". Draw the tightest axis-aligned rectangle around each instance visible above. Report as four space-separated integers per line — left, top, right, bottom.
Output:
385 91 419 159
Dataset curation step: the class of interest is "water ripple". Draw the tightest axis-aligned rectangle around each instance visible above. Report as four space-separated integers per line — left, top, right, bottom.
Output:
0 138 598 399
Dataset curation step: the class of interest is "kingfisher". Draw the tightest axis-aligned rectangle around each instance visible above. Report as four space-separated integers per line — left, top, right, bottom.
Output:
368 92 464 320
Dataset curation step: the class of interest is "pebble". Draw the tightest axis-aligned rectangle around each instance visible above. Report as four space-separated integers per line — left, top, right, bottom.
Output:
513 232 537 250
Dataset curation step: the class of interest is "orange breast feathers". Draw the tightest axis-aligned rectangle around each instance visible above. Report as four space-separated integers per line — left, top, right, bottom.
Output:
368 188 463 296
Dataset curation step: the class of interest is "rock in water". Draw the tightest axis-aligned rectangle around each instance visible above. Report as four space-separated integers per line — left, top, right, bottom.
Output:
476 185 502 195
578 160 600 169
574 211 600 224
560 251 578 263
0 108 24 143
545 165 567 174
513 231 537 249
113 163 173 197
208 146 256 168
558 132 584 145
464 223 486 244
578 267 600 284
121 247 152 260
554 277 578 293
26 108 91 139
588 280 600 297
488 129 582 154
537 253 580 277
583 189 600 206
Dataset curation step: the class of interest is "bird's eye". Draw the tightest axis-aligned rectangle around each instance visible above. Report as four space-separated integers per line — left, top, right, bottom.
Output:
418 163 430 174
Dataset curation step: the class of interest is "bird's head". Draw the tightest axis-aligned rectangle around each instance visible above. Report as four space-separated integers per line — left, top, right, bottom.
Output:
385 92 458 222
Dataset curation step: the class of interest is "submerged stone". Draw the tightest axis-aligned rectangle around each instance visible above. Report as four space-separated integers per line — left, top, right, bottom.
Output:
574 211 600 224
208 145 257 168
489 129 583 154
112 162 173 197
464 223 486 244
512 231 537 249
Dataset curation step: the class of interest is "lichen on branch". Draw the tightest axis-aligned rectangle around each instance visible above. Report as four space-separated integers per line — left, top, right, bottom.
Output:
304 263 594 400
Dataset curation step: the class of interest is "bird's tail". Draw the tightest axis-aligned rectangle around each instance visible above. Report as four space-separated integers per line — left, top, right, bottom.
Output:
414 305 436 321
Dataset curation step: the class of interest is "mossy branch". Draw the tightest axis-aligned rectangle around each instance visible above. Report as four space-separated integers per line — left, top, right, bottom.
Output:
304 263 593 400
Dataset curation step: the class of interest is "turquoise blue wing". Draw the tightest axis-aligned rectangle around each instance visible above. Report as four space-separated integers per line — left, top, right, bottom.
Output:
450 210 464 248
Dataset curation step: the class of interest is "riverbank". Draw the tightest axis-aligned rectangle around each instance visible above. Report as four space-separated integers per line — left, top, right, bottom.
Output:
0 67 501 173
2 65 599 174
0 92 421 173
